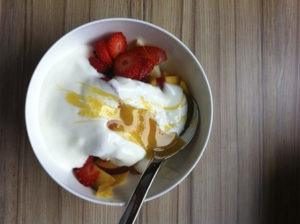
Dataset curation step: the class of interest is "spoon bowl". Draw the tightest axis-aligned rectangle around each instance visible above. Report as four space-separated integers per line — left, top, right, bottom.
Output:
154 96 200 160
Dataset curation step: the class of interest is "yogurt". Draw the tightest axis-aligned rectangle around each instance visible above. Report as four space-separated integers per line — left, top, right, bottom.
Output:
39 45 187 171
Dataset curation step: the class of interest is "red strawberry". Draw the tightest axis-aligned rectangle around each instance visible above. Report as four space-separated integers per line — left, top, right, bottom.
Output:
73 156 100 187
95 40 113 66
113 49 154 80
89 56 110 73
137 46 167 64
106 32 127 59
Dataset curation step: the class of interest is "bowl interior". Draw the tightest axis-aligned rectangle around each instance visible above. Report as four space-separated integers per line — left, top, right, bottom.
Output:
25 18 212 205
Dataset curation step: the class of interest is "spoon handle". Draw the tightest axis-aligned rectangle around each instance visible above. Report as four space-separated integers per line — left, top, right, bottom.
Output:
119 159 162 224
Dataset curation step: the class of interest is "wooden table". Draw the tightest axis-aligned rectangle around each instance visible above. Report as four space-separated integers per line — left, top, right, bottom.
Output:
1 0 299 223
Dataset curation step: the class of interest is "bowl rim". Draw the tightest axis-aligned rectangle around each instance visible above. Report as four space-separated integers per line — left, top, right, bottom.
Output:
25 17 213 206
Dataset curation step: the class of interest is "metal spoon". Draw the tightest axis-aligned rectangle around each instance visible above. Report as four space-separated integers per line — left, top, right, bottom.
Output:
118 96 200 224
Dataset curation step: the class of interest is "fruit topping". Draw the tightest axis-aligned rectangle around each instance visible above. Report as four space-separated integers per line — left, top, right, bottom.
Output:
165 75 180 85
95 172 129 198
73 156 100 187
148 75 165 89
148 71 189 93
113 45 167 80
89 32 127 73
95 40 113 66
73 155 141 198
88 56 110 73
92 168 116 190
89 32 168 81
106 32 127 59
113 49 155 80
139 46 167 64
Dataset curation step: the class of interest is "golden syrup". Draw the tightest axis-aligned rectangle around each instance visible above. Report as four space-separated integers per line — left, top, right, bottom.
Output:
107 103 184 157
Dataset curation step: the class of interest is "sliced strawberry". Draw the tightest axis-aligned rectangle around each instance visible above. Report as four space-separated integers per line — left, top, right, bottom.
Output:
89 56 110 73
106 32 127 59
113 50 154 80
73 156 100 187
95 40 113 66
136 46 167 64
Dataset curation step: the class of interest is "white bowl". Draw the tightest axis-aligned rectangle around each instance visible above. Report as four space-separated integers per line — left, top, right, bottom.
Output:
25 18 213 206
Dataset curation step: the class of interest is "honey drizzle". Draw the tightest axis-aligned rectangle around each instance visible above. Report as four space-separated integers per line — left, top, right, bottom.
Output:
107 103 184 157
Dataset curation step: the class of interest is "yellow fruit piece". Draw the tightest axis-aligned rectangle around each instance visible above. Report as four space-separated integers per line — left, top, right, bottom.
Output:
163 71 171 76
96 185 113 198
95 172 129 198
93 168 116 191
165 76 180 85
180 80 189 94
94 169 130 198
149 77 158 86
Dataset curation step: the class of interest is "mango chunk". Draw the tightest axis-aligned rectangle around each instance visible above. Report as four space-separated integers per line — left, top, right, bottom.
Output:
92 168 115 190
95 172 129 198
165 76 180 85
96 185 113 198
